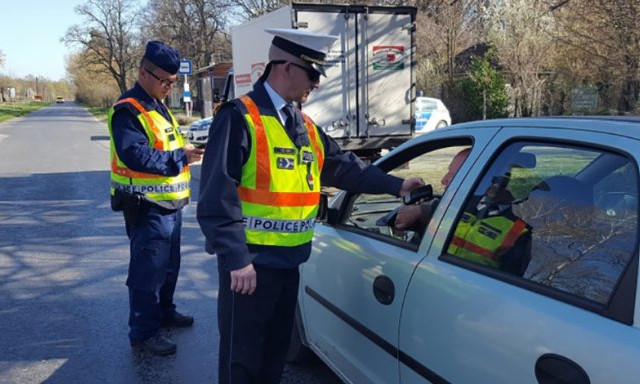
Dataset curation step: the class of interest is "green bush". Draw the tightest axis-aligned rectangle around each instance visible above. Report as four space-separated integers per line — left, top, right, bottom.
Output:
458 56 509 120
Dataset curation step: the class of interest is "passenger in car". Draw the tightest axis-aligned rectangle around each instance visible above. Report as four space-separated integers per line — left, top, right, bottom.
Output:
447 172 532 277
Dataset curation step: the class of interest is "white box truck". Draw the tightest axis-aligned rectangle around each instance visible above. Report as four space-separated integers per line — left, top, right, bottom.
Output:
229 3 417 157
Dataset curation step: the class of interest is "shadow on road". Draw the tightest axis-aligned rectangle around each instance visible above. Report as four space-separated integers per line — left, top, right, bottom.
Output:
0 169 218 383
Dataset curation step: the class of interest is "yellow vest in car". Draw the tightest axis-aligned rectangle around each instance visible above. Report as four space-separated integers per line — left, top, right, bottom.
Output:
108 97 190 207
448 211 528 268
238 95 325 247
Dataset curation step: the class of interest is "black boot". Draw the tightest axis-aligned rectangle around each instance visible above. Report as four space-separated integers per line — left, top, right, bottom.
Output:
131 335 177 356
161 311 194 328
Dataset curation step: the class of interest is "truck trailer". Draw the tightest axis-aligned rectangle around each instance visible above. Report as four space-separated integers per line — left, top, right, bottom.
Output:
229 2 417 157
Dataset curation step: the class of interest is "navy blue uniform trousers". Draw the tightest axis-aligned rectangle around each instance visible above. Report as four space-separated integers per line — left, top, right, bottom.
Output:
218 265 299 384
124 205 182 342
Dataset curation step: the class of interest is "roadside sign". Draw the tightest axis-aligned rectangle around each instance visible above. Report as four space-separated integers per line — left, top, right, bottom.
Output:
571 86 598 110
179 60 192 75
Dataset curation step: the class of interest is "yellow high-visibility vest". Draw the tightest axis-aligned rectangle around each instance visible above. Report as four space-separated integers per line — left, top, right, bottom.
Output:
238 95 325 246
448 211 528 268
108 97 190 208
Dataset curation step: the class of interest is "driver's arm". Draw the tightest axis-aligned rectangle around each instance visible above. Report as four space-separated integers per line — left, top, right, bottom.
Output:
395 199 440 231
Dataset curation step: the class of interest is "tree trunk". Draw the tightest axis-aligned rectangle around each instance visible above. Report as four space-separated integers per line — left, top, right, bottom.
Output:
618 54 639 113
482 87 487 120
118 73 128 94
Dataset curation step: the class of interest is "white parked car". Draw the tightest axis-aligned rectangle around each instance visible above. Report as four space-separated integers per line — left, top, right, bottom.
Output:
414 97 451 134
288 116 640 383
187 117 212 148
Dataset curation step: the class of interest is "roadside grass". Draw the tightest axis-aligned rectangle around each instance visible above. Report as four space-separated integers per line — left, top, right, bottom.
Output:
0 101 49 123
86 106 199 127
86 106 110 121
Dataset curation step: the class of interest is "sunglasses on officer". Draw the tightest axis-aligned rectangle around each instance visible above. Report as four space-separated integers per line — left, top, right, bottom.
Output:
144 68 176 88
271 60 321 83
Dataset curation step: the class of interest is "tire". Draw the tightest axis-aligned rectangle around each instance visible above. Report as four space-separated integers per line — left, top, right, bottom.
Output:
286 303 312 363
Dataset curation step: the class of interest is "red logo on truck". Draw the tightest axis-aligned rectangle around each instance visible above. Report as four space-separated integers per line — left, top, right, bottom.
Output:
372 46 405 70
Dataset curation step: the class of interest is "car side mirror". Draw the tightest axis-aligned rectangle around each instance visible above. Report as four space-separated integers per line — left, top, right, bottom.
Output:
317 193 340 225
317 194 328 221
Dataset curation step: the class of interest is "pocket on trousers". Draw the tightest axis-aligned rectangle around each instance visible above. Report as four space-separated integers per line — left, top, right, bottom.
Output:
127 239 172 291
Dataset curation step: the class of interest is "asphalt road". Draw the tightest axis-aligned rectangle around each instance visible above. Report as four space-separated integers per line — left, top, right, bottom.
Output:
0 103 340 384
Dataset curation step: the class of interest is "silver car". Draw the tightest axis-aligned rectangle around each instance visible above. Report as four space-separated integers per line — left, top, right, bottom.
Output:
187 117 213 148
289 117 640 383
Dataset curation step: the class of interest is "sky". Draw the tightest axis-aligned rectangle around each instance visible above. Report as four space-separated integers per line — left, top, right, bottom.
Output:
0 0 85 81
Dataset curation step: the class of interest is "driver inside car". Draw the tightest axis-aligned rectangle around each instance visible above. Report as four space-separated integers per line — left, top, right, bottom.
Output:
394 148 470 231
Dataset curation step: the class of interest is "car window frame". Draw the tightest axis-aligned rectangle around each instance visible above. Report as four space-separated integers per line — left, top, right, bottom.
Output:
438 137 639 325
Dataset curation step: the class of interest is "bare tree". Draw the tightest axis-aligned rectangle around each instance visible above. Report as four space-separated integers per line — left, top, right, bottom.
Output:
552 0 640 113
226 0 288 21
142 0 233 69
67 51 121 107
419 0 481 83
62 0 142 94
483 0 555 117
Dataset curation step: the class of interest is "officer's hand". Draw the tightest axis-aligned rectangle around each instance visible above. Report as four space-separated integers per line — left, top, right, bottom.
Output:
184 143 205 164
230 264 257 295
399 177 425 197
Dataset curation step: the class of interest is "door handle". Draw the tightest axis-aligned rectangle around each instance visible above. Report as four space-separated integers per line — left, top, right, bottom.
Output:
373 275 395 305
535 353 590 384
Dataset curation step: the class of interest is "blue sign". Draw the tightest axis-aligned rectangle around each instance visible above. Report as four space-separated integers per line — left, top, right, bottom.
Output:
183 91 192 98
179 60 192 75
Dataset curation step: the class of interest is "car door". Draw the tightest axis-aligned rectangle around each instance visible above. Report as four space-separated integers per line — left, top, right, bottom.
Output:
399 126 640 383
298 128 500 384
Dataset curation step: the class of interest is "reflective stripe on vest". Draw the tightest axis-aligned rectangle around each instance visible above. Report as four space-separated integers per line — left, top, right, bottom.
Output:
108 98 190 203
448 212 528 268
243 215 316 233
238 95 325 246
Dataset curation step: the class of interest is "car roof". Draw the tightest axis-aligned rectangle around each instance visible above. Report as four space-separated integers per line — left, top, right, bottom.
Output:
447 116 640 139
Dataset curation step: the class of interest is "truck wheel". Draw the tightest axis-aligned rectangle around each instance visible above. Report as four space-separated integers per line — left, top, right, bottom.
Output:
286 303 312 363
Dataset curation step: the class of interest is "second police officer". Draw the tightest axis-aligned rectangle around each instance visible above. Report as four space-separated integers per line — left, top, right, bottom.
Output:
197 29 424 383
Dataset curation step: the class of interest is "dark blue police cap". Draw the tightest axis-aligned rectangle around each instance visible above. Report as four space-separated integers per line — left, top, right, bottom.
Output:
143 41 180 74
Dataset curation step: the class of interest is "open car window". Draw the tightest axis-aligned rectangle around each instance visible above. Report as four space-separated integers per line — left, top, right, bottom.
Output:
342 144 471 246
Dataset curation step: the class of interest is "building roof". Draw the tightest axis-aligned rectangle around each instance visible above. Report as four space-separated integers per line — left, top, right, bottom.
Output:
194 62 232 79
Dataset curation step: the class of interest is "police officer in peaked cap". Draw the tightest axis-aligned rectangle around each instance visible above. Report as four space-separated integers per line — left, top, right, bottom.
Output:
108 40 204 356
197 29 424 383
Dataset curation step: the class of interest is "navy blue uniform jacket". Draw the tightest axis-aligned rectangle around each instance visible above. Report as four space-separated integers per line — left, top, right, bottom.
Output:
197 81 403 271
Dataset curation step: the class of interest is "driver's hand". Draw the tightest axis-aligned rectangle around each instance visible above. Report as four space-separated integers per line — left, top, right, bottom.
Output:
395 204 423 230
